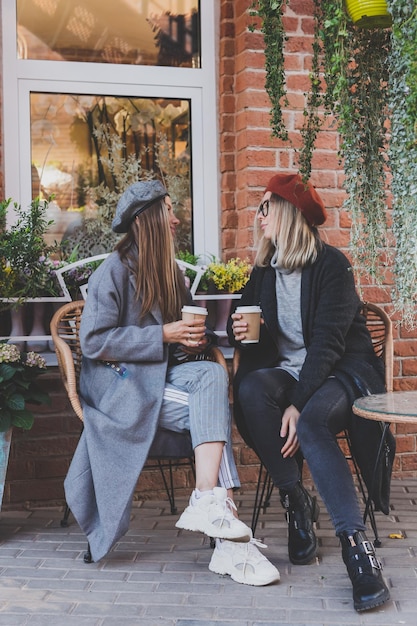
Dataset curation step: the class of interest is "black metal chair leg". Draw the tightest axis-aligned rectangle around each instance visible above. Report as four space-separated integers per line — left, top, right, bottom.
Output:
156 457 195 515
83 542 92 563
60 503 71 527
157 460 177 514
251 463 271 535
262 474 274 511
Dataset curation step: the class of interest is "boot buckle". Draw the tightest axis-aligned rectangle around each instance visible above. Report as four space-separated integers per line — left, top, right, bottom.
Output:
362 540 374 555
369 554 382 570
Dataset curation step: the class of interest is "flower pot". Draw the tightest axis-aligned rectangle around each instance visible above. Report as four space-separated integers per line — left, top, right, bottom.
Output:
0 428 12 510
345 0 392 28
215 297 233 347
9 306 26 352
26 301 48 353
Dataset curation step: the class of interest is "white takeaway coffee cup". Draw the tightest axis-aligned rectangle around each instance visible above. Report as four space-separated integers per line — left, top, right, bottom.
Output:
181 305 208 323
235 305 262 343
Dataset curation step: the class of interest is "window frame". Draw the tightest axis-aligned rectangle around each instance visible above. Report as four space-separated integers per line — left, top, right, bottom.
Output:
1 0 220 257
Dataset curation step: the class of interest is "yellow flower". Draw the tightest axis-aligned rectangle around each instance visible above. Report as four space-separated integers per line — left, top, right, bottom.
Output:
207 257 252 293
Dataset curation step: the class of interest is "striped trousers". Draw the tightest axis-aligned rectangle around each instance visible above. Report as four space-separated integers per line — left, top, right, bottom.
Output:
158 360 240 490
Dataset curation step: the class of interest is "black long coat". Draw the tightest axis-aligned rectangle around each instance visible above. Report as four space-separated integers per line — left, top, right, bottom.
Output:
227 244 394 513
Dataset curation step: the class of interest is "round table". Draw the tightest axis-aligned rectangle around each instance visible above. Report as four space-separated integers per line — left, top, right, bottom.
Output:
353 390 417 423
352 391 417 545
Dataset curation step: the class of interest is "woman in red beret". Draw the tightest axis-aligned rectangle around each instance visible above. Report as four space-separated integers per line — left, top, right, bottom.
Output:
228 173 391 612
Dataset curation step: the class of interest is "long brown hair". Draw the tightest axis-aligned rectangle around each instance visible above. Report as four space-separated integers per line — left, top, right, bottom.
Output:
254 195 323 270
115 198 188 321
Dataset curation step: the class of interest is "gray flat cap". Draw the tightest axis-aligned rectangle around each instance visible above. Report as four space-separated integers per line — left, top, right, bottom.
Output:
112 180 168 233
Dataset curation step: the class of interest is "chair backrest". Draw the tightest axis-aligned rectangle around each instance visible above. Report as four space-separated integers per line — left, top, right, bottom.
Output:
232 301 393 392
50 299 229 423
361 302 393 392
54 254 110 301
54 255 206 301
50 300 85 421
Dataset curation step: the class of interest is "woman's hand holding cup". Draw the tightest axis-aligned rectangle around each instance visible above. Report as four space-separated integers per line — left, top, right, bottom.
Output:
232 306 262 343
163 318 206 347
180 305 208 349
163 307 207 346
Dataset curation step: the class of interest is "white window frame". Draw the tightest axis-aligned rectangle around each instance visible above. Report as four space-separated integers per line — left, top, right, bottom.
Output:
1 0 220 258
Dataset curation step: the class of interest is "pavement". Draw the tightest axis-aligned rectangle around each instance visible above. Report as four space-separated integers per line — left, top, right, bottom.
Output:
1 479 417 626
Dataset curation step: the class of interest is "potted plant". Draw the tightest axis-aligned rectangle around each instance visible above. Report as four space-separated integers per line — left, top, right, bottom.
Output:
0 341 51 509
0 197 61 303
204 258 252 342
205 257 252 295
345 0 392 28
0 197 64 350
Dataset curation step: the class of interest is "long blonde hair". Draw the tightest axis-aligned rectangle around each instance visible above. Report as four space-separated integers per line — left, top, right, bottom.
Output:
254 195 323 270
116 198 188 321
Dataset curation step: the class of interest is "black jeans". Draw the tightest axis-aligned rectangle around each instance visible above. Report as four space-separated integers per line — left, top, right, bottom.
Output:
238 368 365 534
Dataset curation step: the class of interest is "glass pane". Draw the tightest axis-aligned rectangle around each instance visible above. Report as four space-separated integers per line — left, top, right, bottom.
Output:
17 0 200 68
30 93 193 255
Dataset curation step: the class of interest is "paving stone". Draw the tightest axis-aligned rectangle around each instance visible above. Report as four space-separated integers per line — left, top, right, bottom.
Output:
1 480 417 624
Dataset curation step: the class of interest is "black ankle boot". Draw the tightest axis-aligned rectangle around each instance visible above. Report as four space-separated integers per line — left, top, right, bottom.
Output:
280 482 320 565
339 530 390 612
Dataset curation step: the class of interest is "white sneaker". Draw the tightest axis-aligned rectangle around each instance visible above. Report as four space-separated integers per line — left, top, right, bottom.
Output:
209 537 280 586
175 487 251 542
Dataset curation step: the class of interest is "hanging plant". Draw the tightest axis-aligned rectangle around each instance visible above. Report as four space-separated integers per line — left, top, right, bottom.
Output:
311 1 391 280
336 30 390 279
249 1 289 142
298 0 323 181
386 0 417 326
250 0 417 323
250 2 391 276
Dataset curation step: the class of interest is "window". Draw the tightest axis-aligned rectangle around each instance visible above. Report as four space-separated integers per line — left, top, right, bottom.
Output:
30 92 192 250
2 1 219 257
17 0 200 67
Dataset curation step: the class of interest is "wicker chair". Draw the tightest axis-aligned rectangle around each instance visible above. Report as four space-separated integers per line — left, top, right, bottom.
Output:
232 302 393 544
50 299 229 526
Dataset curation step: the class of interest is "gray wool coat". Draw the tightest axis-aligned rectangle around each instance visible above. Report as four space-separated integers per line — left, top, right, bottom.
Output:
64 251 174 562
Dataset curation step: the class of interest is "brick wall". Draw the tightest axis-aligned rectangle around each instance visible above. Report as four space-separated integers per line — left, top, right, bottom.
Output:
219 0 417 479
1 1 417 510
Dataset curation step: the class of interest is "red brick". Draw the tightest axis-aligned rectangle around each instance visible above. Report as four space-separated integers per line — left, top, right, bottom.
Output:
402 359 417 376
400 455 417 472
221 39 235 58
220 133 236 152
286 73 313 93
395 436 416 453
396 341 417 358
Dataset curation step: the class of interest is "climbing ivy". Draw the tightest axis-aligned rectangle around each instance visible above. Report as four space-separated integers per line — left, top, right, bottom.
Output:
387 0 417 326
249 0 289 141
250 0 417 323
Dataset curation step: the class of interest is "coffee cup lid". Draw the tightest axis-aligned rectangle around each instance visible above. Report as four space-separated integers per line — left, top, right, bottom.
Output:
181 305 208 315
235 305 262 313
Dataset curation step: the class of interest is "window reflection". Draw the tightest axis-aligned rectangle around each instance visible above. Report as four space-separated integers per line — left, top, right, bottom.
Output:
30 93 192 254
17 0 200 67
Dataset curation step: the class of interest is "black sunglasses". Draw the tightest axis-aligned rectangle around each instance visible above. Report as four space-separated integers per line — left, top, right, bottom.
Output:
258 199 270 217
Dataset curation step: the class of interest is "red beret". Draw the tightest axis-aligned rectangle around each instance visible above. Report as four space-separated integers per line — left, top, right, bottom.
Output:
265 173 327 226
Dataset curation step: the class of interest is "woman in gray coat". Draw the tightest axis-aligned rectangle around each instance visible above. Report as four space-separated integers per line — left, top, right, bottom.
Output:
64 180 279 587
